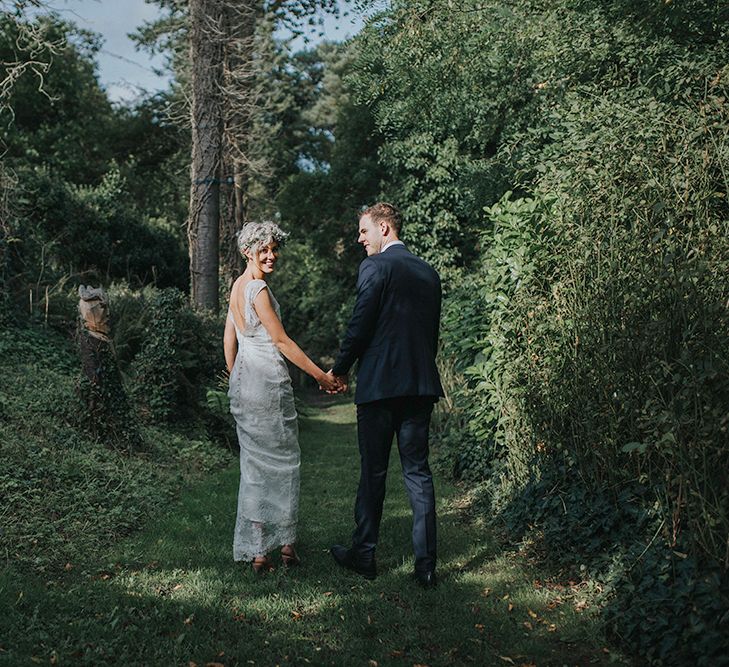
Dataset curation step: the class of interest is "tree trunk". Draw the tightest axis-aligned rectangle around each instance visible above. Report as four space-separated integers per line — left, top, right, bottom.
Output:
220 153 245 288
188 0 225 312
219 1 258 289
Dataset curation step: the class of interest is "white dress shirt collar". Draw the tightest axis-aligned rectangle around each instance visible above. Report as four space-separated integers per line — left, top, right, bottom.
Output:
380 239 405 253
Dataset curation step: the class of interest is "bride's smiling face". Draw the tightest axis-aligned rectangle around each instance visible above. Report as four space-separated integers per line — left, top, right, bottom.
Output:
247 241 280 273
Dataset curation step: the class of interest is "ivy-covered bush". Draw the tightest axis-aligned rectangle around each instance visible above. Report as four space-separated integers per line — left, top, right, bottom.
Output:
0 324 230 575
77 329 144 453
130 288 221 422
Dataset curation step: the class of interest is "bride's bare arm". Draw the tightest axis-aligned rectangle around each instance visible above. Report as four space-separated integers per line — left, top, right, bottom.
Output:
253 287 339 391
223 315 237 373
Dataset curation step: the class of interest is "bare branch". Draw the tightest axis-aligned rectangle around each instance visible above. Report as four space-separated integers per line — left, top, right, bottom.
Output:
0 2 65 112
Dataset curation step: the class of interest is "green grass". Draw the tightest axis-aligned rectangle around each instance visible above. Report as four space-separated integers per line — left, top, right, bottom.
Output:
0 325 230 576
0 398 627 666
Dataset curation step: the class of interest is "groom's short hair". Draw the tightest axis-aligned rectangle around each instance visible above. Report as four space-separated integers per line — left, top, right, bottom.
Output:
360 202 402 235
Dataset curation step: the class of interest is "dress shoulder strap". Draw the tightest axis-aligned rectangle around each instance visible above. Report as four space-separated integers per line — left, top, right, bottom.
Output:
246 279 269 303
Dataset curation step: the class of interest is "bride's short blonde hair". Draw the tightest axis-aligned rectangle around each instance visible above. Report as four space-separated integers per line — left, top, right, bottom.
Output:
237 221 288 256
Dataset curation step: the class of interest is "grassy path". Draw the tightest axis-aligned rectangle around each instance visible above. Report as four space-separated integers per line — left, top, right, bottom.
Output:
1 401 624 666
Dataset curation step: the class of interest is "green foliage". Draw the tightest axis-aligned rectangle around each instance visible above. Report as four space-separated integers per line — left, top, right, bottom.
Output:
0 13 189 320
607 543 729 666
437 192 554 480
348 0 528 269
77 330 144 453
130 289 186 422
499 77 729 563
340 1 729 664
8 280 231 447
205 388 230 415
109 93 190 225
130 288 221 422
272 40 385 359
269 237 357 361
497 463 729 665
10 165 187 293
0 13 114 183
3 1 728 663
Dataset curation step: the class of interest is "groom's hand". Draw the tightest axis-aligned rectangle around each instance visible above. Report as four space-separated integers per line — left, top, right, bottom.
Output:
328 370 348 394
318 371 340 393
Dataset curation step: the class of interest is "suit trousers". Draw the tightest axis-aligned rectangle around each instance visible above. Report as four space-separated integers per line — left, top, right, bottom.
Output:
352 396 437 573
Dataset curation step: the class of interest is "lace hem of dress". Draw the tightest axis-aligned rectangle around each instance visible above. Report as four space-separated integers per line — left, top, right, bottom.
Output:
233 520 297 561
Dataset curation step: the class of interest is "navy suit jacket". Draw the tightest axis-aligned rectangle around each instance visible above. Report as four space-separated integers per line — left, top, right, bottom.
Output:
332 244 444 405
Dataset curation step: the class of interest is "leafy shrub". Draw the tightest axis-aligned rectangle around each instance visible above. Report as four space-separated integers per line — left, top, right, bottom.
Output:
268 237 356 362
607 542 729 666
19 167 187 288
130 289 186 421
130 287 221 422
492 461 729 666
437 192 555 481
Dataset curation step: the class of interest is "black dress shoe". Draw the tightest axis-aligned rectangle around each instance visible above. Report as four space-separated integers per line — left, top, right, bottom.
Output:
414 570 437 589
330 544 377 580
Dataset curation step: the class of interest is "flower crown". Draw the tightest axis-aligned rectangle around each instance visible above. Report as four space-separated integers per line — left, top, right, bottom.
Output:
237 221 289 254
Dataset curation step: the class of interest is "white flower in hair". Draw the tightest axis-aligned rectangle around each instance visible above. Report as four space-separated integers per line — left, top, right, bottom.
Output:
237 221 289 255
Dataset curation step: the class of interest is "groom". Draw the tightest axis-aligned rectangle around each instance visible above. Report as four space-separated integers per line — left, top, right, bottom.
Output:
328 202 443 588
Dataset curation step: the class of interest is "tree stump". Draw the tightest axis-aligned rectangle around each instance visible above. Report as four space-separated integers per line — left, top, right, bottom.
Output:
77 286 143 452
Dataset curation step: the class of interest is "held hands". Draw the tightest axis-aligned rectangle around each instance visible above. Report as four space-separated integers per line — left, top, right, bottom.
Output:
331 371 348 394
318 370 348 394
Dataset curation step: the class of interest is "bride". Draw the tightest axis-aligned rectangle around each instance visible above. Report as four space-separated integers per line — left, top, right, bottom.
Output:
224 221 340 572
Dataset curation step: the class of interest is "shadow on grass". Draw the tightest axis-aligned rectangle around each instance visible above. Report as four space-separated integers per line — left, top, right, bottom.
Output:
0 554 590 666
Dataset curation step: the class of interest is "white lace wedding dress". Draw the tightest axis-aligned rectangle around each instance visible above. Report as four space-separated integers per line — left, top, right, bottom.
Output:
227 279 300 561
